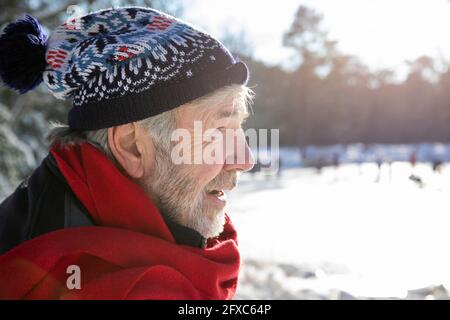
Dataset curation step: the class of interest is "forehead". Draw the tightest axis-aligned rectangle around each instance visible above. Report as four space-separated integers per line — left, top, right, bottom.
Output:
176 93 249 125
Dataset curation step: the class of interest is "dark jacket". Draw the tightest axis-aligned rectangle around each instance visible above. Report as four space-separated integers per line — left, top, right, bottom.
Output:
0 153 206 256
0 154 94 255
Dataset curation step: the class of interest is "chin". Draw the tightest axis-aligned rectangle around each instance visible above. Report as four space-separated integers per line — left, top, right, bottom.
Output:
196 207 227 239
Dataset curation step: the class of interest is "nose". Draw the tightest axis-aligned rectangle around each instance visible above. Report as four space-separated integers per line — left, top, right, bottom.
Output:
224 129 255 172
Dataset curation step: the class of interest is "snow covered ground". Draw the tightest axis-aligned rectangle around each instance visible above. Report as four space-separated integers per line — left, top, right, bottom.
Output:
229 162 450 299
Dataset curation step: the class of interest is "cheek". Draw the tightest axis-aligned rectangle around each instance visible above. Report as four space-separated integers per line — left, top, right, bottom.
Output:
194 164 224 187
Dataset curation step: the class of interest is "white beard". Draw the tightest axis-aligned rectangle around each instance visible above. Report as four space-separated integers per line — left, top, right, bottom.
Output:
141 144 233 239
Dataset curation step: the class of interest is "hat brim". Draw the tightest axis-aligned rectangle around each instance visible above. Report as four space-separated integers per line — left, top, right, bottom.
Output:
69 61 250 131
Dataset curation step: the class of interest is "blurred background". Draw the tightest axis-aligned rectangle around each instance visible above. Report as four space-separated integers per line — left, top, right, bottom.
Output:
2 0 450 299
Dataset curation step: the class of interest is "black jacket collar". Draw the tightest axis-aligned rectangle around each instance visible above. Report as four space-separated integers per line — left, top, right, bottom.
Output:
162 215 207 249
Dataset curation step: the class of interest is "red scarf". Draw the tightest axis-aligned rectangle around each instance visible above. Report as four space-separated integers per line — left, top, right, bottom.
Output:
0 143 240 299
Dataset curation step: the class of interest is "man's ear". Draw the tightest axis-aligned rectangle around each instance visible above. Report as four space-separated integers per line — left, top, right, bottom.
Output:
108 123 151 179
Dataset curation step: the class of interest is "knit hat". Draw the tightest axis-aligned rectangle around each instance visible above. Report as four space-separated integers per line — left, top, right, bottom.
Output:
0 7 249 130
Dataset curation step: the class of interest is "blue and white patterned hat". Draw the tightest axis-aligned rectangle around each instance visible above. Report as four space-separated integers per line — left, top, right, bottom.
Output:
0 7 249 130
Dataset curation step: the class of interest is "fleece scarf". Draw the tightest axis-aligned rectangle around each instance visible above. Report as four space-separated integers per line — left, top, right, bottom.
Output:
0 142 240 299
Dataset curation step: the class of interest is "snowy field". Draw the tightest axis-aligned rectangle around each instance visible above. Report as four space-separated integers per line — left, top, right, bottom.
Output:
229 162 450 299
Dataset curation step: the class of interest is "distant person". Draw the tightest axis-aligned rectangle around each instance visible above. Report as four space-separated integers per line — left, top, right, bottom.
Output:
375 157 383 183
409 151 418 180
315 157 324 174
333 153 340 182
409 152 417 168
432 159 443 175
277 157 283 177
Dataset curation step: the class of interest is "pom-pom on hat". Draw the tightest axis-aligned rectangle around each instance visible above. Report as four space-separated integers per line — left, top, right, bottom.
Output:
0 7 249 130
0 14 48 94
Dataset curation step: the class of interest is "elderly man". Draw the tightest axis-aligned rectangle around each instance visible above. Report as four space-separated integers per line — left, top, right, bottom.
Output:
0 7 254 299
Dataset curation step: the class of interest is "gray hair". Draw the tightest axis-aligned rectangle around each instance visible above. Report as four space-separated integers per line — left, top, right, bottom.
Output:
47 109 176 169
46 84 254 165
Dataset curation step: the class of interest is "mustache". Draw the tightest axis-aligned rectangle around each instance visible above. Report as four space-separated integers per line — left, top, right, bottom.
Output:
205 172 238 191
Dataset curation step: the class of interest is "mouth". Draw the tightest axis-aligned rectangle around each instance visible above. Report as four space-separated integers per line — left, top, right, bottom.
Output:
207 189 225 197
205 189 227 206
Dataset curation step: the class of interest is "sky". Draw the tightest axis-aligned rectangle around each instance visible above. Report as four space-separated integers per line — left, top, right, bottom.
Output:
184 0 450 76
